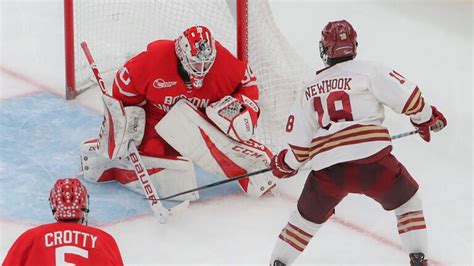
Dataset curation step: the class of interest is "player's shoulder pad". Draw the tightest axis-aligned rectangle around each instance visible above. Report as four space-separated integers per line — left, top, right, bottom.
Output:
145 40 175 60
214 41 246 71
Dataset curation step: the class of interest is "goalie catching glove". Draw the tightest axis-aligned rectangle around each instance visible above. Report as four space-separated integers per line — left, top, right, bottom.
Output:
205 95 259 142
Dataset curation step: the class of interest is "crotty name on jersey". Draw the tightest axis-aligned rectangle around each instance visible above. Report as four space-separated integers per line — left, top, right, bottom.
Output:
44 230 98 248
284 60 433 171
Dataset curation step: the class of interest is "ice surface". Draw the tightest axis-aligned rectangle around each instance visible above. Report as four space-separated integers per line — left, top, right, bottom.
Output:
0 1 472 265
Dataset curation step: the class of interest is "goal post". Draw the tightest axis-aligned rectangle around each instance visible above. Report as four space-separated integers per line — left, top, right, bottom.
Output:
63 0 311 150
64 0 76 100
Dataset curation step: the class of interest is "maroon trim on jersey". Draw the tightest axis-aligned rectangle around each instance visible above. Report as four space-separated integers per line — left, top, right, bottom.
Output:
199 128 250 192
289 144 310 162
312 128 388 149
311 136 391 159
402 87 425 115
308 125 391 158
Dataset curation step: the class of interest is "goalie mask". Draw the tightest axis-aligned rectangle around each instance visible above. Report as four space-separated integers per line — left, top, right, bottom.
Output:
49 178 89 225
175 25 217 89
319 20 358 66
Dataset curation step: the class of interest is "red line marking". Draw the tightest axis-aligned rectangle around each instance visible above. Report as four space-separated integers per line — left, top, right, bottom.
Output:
0 65 62 98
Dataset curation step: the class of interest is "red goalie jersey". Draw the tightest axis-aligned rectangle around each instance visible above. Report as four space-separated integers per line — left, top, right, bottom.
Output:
112 39 259 157
3 222 123 266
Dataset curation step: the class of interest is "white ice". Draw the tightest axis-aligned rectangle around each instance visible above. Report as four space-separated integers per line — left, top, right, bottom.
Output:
0 1 472 265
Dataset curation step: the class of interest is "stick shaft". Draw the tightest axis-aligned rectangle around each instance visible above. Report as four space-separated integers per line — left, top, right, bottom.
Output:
80 42 107 94
391 129 419 140
159 168 272 201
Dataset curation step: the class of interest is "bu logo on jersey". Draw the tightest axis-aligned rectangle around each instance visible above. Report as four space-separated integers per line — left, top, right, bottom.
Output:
153 78 177 89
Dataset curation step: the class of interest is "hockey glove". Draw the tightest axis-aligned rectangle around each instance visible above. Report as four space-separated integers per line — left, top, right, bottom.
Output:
411 106 447 142
271 149 298 179
206 96 257 142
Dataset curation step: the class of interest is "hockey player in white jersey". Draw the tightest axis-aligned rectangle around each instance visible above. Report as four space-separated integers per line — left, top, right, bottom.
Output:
268 20 446 266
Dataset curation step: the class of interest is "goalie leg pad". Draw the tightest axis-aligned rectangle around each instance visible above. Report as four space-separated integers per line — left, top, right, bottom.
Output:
81 139 199 201
156 99 277 198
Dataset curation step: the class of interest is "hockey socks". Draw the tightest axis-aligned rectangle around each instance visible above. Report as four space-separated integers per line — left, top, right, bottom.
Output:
397 210 428 262
394 192 428 263
269 211 322 265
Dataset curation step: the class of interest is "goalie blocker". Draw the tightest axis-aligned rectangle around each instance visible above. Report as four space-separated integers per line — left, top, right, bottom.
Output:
156 99 277 198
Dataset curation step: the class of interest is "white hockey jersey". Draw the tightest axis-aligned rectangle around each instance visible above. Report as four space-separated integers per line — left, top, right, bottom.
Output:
284 60 433 171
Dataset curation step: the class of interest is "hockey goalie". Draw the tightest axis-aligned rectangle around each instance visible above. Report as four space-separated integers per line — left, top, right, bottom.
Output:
80 25 276 202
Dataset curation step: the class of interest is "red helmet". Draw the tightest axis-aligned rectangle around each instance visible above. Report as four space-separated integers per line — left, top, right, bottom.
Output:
319 20 358 66
175 25 217 89
49 178 89 224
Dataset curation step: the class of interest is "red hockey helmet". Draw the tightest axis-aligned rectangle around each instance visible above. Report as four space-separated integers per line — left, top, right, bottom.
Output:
175 25 217 89
49 178 89 224
319 20 358 66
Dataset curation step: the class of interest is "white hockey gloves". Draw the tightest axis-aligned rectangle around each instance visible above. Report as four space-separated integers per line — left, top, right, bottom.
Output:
97 94 145 159
206 95 259 142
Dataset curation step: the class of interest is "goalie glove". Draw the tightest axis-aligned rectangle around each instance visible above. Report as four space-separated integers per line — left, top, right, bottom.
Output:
205 95 259 142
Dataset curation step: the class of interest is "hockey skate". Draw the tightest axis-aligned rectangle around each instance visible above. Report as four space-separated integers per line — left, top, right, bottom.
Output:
273 260 286 266
409 253 427 266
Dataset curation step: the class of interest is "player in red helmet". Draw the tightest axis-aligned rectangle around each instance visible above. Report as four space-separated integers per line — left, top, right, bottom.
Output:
268 20 446 266
49 178 90 224
80 25 276 203
319 19 358 66
175 25 217 89
3 178 123 266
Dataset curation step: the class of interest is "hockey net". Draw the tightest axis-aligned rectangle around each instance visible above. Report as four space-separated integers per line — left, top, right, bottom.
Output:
65 0 311 151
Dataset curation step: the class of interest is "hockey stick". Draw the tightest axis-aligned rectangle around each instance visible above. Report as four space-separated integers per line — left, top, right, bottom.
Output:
391 129 418 140
156 128 420 201
80 41 189 223
157 167 272 201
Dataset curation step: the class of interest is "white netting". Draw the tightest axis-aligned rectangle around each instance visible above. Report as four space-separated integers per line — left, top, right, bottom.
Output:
72 0 311 151
216 97 243 121
246 0 312 150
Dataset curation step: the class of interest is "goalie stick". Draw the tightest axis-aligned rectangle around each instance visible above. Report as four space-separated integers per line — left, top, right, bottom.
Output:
155 128 423 201
80 41 189 223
